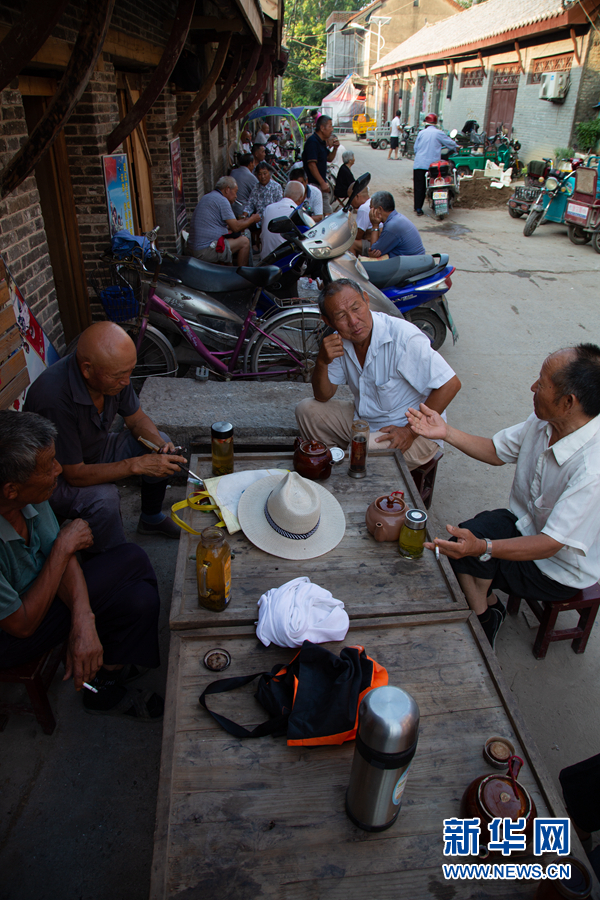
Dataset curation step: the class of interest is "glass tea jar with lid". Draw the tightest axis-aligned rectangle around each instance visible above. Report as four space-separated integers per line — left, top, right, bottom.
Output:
348 420 370 479
211 421 234 476
196 526 232 612
398 509 428 559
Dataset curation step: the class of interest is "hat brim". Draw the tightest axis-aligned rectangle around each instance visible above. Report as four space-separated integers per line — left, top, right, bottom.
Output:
237 472 346 560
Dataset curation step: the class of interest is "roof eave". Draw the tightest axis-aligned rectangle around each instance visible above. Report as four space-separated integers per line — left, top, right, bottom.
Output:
372 3 594 73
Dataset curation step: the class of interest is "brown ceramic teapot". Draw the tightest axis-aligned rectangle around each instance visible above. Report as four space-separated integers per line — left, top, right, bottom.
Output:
365 491 407 542
293 438 333 481
460 756 537 857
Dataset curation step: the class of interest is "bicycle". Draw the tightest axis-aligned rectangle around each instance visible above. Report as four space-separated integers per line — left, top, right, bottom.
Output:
88 236 326 384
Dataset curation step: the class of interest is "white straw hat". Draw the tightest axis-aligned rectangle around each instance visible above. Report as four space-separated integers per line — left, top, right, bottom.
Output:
237 471 346 560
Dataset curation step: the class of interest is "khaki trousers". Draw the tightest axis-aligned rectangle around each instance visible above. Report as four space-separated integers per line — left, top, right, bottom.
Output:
295 398 439 471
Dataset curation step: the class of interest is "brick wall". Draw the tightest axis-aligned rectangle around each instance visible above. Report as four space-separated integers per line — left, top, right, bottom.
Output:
570 17 600 150
0 86 63 350
145 82 180 254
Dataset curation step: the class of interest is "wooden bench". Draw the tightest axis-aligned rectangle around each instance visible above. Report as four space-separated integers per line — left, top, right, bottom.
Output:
0 259 29 410
0 643 66 734
507 584 600 659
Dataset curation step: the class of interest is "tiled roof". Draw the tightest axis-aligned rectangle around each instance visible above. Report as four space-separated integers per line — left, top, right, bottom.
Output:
373 0 568 71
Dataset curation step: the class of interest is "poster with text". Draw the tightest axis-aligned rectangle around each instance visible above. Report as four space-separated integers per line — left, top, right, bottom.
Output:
170 137 187 234
102 153 135 237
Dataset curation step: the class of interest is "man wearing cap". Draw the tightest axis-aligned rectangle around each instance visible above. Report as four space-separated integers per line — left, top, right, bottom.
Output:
295 279 461 470
412 114 457 217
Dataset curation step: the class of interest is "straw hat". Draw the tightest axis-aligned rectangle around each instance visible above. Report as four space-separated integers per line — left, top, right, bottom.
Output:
237 471 346 560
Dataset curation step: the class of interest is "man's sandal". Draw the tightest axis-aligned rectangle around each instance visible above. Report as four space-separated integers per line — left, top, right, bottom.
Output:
84 688 164 720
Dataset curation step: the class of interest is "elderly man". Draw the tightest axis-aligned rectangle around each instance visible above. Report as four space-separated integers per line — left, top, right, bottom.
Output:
254 122 270 145
24 322 188 550
413 113 458 216
406 344 600 648
334 150 355 202
295 279 461 469
0 411 163 719
301 114 339 217
260 181 305 260
252 143 266 166
288 166 323 222
368 191 425 258
244 163 283 222
187 176 260 266
349 185 378 256
230 153 258 211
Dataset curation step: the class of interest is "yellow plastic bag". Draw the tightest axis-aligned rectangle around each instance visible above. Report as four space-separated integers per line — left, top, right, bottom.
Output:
170 491 226 534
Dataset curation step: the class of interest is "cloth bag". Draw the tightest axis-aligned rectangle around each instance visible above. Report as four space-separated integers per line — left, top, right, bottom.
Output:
256 576 349 647
199 641 388 747
171 469 284 534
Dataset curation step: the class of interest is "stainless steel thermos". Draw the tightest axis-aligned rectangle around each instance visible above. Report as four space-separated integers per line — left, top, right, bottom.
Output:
346 685 420 831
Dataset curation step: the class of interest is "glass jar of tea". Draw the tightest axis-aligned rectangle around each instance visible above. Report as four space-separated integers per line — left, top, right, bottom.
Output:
211 421 234 476
399 509 428 559
348 419 369 479
196 526 231 611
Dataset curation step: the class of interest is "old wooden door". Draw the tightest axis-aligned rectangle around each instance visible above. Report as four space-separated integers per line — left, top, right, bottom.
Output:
487 88 517 136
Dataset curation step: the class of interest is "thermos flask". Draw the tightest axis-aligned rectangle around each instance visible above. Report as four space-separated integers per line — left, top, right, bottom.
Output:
346 685 419 831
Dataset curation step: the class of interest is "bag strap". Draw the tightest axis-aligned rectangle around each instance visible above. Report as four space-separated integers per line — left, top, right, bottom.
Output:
171 491 226 534
199 673 288 738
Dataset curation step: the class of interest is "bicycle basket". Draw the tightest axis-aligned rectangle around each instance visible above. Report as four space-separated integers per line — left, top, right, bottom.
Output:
91 263 142 323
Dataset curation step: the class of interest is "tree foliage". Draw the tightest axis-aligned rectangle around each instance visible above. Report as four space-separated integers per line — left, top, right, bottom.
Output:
282 0 358 108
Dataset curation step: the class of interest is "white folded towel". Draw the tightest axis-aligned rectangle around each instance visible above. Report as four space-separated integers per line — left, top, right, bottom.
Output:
256 576 349 648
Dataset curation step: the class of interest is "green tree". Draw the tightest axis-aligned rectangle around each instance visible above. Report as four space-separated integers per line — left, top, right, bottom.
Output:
282 0 358 108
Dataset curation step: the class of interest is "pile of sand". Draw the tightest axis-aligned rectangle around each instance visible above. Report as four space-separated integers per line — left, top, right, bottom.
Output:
454 169 515 209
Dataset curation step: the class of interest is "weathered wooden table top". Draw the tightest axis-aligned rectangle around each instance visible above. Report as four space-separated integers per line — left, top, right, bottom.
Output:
151 612 592 899
170 450 468 630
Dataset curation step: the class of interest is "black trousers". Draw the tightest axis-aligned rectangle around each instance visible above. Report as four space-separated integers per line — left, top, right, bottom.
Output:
0 543 161 670
413 168 427 211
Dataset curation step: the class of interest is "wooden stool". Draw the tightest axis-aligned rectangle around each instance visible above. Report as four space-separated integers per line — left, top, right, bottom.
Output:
410 451 443 510
507 585 600 660
0 643 66 734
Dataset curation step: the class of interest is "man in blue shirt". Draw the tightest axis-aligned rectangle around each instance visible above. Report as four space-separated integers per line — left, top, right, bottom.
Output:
412 114 458 216
368 192 425 258
188 176 260 265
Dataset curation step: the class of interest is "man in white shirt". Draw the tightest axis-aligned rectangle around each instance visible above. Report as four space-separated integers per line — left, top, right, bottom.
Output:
388 110 402 160
254 123 270 145
406 343 600 648
260 181 305 259
295 279 461 469
288 167 323 222
349 186 380 256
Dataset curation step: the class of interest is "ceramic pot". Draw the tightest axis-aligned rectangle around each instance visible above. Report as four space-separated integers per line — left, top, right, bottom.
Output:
365 491 407 542
460 757 537 857
293 438 333 481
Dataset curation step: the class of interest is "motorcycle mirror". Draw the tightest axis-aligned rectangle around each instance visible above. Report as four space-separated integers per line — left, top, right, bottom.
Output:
346 172 371 208
297 209 316 228
450 128 458 138
268 216 301 236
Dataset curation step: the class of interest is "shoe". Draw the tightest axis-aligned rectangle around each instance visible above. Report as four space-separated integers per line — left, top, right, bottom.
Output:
117 664 150 684
488 596 506 623
479 607 504 650
84 686 164 720
137 515 181 539
415 209 424 217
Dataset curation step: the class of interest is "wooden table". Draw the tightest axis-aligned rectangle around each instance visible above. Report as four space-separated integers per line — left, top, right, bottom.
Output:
151 612 593 899
170 450 468 630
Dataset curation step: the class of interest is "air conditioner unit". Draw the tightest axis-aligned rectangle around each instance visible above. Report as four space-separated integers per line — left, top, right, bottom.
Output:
539 71 569 101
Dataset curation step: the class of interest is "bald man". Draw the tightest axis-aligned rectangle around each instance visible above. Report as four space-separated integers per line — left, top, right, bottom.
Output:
24 322 187 550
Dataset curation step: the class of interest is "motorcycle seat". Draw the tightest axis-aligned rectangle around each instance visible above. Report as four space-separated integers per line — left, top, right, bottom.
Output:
160 255 277 294
236 265 281 288
362 255 444 289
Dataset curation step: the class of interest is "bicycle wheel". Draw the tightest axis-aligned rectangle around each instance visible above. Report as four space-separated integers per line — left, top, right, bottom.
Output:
249 311 326 380
120 323 178 383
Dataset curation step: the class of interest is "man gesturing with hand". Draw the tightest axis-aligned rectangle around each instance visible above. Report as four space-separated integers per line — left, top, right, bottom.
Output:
405 344 600 649
296 278 461 469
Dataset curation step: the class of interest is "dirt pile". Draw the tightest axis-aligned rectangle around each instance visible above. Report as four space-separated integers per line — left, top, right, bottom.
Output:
454 169 515 209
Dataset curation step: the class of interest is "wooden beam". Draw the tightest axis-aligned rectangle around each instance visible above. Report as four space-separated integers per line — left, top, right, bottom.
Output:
106 0 195 154
0 0 69 93
0 365 29 411
175 16 244 32
124 76 152 166
229 53 271 123
17 76 56 96
172 35 231 137
477 50 487 76
514 41 525 74
198 44 243 126
570 27 581 65
0 0 115 200
210 42 261 130
232 0 263 45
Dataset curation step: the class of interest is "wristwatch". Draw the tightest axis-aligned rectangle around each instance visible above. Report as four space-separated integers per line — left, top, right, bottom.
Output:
479 539 493 562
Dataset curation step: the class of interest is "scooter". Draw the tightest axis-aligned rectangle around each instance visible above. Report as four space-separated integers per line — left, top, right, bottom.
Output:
509 157 581 219
425 159 459 220
267 174 458 350
563 158 600 251
522 164 582 237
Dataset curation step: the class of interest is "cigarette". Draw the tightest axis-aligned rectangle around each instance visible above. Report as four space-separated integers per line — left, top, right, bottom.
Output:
435 545 440 561
83 682 98 694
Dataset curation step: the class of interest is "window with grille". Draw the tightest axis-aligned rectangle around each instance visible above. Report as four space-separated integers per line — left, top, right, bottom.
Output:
492 64 521 87
460 67 485 88
528 53 573 85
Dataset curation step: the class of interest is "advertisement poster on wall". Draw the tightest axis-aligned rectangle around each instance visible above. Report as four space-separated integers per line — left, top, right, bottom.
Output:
102 154 135 237
170 137 187 234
